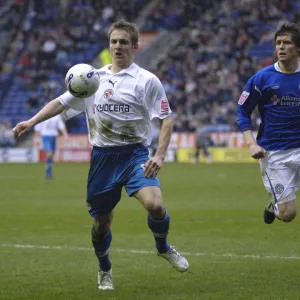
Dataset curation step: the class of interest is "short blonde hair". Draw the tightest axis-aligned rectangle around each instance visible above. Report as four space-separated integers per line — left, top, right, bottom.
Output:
108 19 139 45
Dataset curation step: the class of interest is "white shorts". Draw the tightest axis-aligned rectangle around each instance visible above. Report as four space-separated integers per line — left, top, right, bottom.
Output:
260 148 300 204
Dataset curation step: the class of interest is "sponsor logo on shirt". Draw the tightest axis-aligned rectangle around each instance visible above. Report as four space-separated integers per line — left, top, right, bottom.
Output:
271 94 300 106
271 84 280 90
160 98 169 113
93 103 130 113
238 91 250 105
271 95 280 105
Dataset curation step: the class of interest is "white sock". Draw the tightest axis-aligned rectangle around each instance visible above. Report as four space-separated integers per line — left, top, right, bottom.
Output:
273 203 280 218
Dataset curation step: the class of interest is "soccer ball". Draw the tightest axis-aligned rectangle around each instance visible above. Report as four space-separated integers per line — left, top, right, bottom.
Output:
65 63 100 98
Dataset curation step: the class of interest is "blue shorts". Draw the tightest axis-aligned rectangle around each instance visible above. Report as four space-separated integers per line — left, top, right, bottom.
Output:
86 143 160 217
42 136 57 152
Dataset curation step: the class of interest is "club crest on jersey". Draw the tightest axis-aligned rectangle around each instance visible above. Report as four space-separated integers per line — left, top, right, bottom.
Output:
104 89 114 100
238 91 250 105
275 183 284 195
271 95 280 105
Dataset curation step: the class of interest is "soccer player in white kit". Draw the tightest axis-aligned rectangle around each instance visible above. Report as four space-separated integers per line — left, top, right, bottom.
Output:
13 19 189 290
34 115 69 179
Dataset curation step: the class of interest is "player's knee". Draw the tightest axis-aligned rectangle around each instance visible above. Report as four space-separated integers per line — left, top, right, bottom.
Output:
144 195 165 217
93 214 113 234
280 209 296 222
136 187 165 217
93 221 111 235
278 200 296 222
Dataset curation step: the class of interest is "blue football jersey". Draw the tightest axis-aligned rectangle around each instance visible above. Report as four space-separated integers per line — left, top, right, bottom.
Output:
237 62 300 150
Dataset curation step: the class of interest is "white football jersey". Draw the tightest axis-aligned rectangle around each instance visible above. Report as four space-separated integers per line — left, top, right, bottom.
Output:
34 115 66 136
58 63 172 147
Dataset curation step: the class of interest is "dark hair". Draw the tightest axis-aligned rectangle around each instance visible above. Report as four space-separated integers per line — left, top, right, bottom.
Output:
274 22 300 55
108 19 139 45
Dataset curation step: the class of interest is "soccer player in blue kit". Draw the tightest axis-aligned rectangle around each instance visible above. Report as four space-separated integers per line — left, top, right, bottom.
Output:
238 23 300 225
13 19 189 290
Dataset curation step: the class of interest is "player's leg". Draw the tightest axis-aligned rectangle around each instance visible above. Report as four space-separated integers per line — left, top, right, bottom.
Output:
203 145 212 163
276 200 296 222
45 151 54 178
264 196 296 223
194 146 200 164
122 144 188 272
87 189 122 291
261 151 298 224
264 176 297 222
42 136 55 179
134 186 189 272
91 211 114 290
135 186 169 252
86 146 123 290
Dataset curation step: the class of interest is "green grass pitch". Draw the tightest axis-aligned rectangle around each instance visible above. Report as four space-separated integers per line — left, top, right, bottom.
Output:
1 162 300 300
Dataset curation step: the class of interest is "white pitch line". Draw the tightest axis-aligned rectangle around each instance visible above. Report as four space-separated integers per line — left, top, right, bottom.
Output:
0 243 300 261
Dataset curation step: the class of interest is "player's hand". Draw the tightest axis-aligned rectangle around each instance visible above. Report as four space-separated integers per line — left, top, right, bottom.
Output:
12 120 33 139
248 143 266 159
144 155 164 178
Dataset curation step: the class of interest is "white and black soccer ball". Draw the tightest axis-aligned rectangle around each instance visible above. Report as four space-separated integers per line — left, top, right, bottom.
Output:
65 63 100 98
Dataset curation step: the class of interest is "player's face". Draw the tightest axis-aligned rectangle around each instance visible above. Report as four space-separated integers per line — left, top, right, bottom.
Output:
275 34 299 63
109 29 137 68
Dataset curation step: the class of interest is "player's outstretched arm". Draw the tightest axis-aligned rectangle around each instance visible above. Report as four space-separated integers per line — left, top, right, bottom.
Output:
242 130 266 159
13 99 65 138
144 116 173 178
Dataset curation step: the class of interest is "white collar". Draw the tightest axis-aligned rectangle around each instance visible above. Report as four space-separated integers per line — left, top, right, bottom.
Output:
274 61 300 73
102 63 139 77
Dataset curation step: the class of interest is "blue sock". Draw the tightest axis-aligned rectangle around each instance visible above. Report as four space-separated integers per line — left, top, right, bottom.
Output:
148 212 170 254
92 228 112 272
45 157 53 176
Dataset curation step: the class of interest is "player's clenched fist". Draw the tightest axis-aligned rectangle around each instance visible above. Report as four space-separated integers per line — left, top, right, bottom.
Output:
12 120 33 138
249 143 266 159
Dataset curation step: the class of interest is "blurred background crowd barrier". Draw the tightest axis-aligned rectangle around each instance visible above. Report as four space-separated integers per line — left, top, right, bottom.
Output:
0 0 297 163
